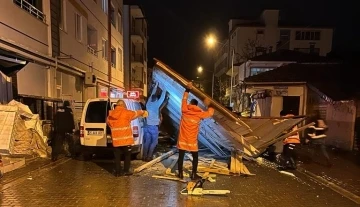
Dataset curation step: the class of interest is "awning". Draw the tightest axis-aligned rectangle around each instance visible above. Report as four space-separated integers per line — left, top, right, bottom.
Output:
0 48 29 76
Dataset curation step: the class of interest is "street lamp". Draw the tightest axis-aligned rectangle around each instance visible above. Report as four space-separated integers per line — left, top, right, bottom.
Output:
205 34 216 49
197 66 214 99
205 34 236 108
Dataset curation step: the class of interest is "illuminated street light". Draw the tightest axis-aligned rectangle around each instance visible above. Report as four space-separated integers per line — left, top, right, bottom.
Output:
205 34 217 49
197 66 203 73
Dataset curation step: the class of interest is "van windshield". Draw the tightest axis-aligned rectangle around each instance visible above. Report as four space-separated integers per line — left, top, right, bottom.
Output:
85 101 108 123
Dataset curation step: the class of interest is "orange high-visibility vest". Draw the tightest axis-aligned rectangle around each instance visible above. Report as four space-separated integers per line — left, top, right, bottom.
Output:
283 125 300 145
107 107 143 147
177 92 214 152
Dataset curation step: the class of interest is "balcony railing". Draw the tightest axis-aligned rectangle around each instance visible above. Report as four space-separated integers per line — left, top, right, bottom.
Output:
131 80 144 89
131 26 144 38
87 46 98 57
131 54 143 63
14 0 46 22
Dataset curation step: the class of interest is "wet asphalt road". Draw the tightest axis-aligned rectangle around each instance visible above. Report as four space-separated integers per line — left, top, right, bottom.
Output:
0 157 358 207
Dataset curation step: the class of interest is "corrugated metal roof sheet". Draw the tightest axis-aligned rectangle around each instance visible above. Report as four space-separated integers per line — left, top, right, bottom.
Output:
153 59 305 157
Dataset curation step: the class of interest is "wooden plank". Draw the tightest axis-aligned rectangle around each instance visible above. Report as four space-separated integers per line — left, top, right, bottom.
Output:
134 149 177 173
234 154 242 175
152 175 187 183
196 167 230 175
202 159 215 179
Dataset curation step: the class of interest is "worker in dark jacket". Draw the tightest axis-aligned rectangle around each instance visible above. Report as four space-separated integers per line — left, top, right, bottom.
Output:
52 101 75 161
306 110 331 166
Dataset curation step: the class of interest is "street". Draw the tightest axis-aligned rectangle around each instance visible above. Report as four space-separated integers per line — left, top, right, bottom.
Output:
0 157 358 207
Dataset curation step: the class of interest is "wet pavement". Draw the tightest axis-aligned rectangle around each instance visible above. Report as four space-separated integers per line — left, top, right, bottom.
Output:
1 156 358 207
297 146 360 197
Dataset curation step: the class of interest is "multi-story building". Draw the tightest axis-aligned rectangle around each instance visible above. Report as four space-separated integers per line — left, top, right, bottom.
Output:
123 1 148 97
214 9 334 105
0 0 125 120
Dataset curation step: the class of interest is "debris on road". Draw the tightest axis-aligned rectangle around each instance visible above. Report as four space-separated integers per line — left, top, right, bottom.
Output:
180 178 230 196
134 148 177 173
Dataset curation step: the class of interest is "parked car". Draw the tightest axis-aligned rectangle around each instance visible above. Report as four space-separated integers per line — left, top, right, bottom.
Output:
79 98 145 159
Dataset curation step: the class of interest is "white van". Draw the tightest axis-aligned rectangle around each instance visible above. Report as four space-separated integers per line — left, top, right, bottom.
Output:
79 98 144 158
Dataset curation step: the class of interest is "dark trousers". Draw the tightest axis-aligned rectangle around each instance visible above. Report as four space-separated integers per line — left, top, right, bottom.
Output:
178 149 198 176
310 138 330 163
113 146 132 173
52 132 74 160
281 143 299 169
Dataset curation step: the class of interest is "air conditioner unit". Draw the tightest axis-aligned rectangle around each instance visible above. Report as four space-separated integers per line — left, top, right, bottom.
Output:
85 72 97 86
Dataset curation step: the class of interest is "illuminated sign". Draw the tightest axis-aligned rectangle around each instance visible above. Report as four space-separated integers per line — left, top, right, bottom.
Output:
127 91 139 99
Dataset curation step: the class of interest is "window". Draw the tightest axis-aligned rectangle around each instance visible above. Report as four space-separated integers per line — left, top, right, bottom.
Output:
250 68 273 76
87 25 98 56
117 11 122 34
295 31 321 40
102 38 108 59
101 0 108 14
111 46 116 68
118 48 123 71
294 48 320 55
85 101 108 123
110 4 115 26
59 0 66 30
75 13 82 41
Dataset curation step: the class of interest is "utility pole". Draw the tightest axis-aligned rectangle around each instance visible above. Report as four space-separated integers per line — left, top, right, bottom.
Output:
107 0 112 89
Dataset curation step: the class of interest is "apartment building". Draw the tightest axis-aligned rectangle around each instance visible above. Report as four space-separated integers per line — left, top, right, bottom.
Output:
0 0 125 109
123 1 148 97
213 9 334 105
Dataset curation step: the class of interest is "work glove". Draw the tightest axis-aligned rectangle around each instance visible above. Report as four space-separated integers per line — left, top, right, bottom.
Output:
203 97 211 107
142 110 149 118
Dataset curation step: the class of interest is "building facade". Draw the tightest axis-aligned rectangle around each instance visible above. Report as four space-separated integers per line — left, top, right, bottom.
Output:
214 9 334 105
123 2 148 97
0 0 125 121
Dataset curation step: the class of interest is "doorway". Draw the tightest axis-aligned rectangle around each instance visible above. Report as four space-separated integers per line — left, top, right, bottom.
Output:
282 96 300 115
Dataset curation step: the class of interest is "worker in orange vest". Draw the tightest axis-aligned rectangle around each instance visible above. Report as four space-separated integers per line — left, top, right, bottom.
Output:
280 112 301 170
107 99 148 177
177 82 214 180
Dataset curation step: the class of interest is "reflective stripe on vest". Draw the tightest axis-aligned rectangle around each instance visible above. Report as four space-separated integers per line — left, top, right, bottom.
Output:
112 126 131 131
113 135 134 141
182 117 200 124
178 141 197 147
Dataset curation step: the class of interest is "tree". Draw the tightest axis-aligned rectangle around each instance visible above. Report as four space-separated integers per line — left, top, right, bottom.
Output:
239 39 263 61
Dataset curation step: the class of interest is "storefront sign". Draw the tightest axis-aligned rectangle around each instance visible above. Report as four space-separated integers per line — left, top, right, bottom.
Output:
273 86 288 96
127 91 139 99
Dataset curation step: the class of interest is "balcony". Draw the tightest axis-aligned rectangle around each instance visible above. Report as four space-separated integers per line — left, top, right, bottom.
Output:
131 80 144 90
13 0 45 22
131 54 144 68
131 26 144 44
87 45 97 57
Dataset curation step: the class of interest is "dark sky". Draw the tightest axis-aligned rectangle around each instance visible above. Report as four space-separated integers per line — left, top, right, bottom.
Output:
139 0 358 80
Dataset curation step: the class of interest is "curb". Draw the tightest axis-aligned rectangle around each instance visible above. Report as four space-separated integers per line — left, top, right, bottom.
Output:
297 167 360 205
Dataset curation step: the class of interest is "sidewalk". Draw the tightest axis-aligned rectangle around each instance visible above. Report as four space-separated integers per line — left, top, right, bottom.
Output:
296 145 360 197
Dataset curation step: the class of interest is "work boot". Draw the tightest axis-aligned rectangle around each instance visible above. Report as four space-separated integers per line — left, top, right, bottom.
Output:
177 171 184 179
191 172 202 180
123 171 133 176
112 170 122 177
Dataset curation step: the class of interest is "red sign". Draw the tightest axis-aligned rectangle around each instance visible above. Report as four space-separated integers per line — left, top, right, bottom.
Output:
127 91 139 99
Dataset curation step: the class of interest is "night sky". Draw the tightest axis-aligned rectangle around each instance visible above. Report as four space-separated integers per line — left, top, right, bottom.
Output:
138 0 358 80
